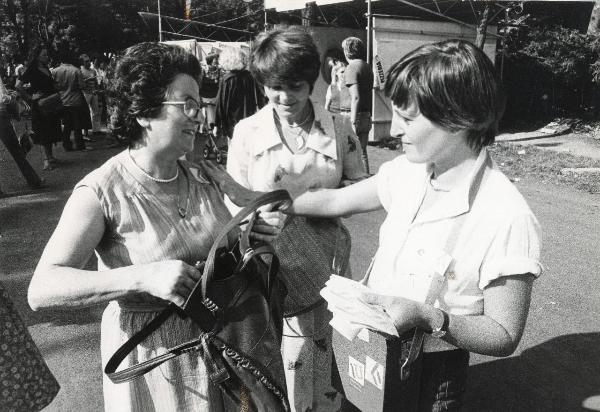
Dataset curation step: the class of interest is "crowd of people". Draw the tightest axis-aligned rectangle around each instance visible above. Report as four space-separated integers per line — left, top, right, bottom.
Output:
2 27 541 412
0 48 112 192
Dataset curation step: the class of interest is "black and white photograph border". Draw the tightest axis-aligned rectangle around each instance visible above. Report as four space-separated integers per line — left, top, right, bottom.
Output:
1 1 599 411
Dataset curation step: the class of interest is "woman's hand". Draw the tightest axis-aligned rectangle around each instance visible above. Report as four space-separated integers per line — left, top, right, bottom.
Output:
137 260 202 307
360 292 428 334
249 209 287 243
199 161 262 207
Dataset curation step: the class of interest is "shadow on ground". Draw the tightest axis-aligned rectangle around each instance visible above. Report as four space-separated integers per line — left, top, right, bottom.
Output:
464 333 600 412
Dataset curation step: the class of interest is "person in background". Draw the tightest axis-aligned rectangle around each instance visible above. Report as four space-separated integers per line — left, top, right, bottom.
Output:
342 36 373 173
53 50 92 152
93 57 109 132
214 46 264 141
225 28 368 411
28 42 284 412
80 53 101 137
208 39 542 411
325 57 359 164
0 68 44 189
17 46 64 171
200 51 220 128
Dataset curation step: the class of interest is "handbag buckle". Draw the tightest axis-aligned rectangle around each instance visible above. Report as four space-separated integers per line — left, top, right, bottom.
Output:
233 247 255 274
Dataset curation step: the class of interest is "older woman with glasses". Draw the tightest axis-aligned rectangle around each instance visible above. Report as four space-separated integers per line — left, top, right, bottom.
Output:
28 42 284 412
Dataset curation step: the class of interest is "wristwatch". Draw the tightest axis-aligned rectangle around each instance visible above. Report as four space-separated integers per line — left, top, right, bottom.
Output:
430 308 449 339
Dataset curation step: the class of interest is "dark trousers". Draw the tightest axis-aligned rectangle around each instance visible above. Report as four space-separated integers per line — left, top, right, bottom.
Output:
340 349 470 412
416 349 470 412
0 114 43 188
61 106 85 150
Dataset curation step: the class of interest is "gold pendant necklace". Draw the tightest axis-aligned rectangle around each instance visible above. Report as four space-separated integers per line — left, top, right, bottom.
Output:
176 164 190 218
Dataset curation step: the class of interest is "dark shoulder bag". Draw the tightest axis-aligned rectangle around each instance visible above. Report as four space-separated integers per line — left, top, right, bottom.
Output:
105 190 291 412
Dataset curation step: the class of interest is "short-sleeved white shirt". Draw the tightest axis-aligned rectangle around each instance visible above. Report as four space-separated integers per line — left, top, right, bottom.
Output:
369 148 542 350
226 103 367 199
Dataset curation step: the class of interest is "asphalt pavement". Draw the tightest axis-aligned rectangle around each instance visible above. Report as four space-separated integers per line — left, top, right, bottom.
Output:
1 131 600 411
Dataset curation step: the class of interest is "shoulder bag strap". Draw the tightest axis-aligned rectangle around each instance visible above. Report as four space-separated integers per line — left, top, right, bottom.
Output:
201 190 290 298
400 155 493 380
104 305 179 382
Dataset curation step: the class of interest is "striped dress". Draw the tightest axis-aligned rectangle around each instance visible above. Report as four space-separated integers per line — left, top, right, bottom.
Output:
75 150 233 412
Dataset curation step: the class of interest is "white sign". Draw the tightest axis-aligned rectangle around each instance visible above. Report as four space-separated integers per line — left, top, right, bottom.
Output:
373 55 386 91
365 356 385 390
348 356 365 386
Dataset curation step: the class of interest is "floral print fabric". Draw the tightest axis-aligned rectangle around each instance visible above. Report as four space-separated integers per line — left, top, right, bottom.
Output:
0 282 59 411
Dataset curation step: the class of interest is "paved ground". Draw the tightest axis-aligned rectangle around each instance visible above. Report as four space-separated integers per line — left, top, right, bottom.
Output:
1 127 600 411
496 129 600 160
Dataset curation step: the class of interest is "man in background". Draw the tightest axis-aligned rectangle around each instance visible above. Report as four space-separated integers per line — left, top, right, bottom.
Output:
342 36 373 173
53 51 91 151
80 53 100 137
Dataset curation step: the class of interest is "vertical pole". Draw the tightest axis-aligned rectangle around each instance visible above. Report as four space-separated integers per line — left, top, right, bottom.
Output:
500 6 508 80
366 0 372 64
158 0 163 42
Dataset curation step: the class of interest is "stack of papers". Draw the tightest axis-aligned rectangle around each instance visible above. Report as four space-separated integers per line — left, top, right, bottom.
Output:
320 275 399 341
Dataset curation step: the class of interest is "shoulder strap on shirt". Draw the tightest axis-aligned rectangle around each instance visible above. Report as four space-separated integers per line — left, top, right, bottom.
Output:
400 153 493 380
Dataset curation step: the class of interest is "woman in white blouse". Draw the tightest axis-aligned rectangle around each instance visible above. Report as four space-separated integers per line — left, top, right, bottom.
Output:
225 28 368 411
207 39 542 411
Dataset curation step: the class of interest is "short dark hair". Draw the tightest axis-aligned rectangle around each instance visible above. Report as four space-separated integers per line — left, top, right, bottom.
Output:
107 42 202 144
384 39 505 152
342 37 366 60
250 27 320 93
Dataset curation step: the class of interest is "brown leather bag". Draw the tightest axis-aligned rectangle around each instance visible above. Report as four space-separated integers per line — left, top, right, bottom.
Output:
105 190 291 412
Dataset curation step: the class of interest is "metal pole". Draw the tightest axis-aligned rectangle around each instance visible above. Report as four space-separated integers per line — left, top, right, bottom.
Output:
158 0 163 42
367 0 372 64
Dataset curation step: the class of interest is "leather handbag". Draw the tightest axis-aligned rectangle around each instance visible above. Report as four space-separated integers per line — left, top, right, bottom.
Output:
274 216 351 317
105 190 291 412
35 93 63 115
0 282 60 411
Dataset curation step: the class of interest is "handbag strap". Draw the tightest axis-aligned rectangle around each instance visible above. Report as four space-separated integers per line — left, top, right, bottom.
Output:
201 189 291 298
398 155 493 381
105 245 278 384
105 305 182 382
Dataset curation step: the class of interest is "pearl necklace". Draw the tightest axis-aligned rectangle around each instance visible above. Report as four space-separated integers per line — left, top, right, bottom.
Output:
128 149 179 183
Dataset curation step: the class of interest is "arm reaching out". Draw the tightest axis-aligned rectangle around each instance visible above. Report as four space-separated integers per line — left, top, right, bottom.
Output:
199 160 382 217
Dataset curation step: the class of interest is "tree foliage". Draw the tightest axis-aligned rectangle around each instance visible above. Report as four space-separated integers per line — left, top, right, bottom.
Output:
501 13 600 122
0 0 261 64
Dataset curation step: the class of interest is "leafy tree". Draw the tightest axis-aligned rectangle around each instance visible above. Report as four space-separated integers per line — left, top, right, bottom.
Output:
0 0 267 64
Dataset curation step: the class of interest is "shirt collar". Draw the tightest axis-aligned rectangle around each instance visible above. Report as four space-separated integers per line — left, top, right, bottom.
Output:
249 103 338 160
414 148 491 224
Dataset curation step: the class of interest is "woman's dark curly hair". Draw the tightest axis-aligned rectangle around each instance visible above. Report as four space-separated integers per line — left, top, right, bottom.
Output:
107 42 202 143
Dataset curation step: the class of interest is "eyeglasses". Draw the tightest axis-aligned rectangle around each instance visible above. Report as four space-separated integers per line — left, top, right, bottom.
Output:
162 98 204 120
